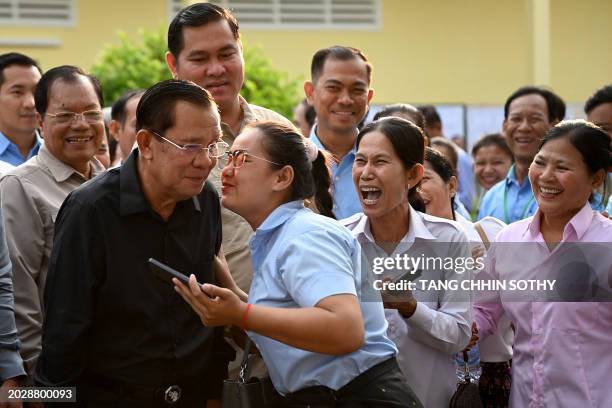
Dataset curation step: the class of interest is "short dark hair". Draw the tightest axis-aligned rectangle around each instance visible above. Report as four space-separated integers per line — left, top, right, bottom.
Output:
0 52 42 88
136 79 217 135
168 3 240 58
374 103 426 130
584 84 612 115
504 86 565 123
299 99 317 129
252 121 335 219
357 117 425 212
34 65 103 116
430 137 458 170
417 105 441 128
111 89 145 125
311 46 372 84
471 133 514 162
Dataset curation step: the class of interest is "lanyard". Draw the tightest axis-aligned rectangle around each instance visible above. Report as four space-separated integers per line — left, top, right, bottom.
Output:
503 185 535 224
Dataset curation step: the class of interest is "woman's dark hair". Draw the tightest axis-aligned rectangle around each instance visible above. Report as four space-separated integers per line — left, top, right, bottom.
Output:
540 119 612 206
471 133 514 162
373 104 426 131
356 117 425 212
425 147 457 220
251 121 335 219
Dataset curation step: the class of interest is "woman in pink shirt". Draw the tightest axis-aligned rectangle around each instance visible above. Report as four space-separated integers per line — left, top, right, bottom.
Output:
474 120 612 407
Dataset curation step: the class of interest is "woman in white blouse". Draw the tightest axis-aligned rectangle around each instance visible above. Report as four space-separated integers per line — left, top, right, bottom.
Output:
342 117 472 407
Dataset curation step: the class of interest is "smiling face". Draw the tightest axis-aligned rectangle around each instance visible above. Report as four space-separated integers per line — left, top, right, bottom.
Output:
40 76 104 175
503 93 551 165
529 137 602 221
353 130 420 223
305 57 373 136
0 64 41 139
474 144 513 190
419 162 456 219
166 20 244 114
220 128 284 227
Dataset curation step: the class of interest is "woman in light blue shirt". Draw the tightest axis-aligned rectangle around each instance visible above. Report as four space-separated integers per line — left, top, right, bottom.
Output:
175 121 422 407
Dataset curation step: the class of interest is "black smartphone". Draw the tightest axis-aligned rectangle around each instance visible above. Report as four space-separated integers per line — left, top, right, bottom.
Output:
149 258 194 286
393 269 423 284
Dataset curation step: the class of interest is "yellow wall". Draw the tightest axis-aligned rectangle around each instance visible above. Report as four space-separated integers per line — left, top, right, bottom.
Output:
1 0 609 105
550 0 612 102
242 0 534 105
0 0 169 70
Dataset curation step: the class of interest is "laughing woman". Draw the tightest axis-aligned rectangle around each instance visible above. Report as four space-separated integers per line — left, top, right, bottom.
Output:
174 121 422 407
342 117 472 407
474 120 612 407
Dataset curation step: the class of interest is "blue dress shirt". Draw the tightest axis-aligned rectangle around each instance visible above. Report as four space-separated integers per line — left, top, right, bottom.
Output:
477 165 537 223
0 131 42 166
247 201 397 395
456 147 475 212
309 126 361 219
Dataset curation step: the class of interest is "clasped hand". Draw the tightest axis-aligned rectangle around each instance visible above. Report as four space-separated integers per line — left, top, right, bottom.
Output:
173 275 247 328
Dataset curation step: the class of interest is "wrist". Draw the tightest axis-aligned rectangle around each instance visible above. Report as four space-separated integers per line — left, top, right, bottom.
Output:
239 302 252 330
398 299 417 318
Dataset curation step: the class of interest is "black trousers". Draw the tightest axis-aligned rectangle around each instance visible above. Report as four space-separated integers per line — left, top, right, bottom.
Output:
282 358 423 408
50 373 212 408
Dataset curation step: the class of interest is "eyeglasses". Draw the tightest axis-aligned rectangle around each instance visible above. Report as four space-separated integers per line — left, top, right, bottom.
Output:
151 130 229 159
46 110 104 124
220 149 280 169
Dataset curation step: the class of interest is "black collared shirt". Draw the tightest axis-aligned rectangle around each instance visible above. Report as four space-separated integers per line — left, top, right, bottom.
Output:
35 150 231 395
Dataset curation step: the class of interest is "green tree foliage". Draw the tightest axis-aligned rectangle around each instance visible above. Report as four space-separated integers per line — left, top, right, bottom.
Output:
90 28 301 118
90 29 170 106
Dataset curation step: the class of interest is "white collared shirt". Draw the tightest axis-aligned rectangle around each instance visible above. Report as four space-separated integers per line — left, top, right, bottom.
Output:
342 207 473 408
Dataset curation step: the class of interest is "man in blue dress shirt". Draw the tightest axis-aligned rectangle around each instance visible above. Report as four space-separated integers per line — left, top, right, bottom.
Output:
478 86 565 223
304 46 373 219
0 53 42 166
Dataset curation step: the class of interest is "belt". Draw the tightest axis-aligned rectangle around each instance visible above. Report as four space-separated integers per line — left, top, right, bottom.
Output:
284 357 398 405
84 372 202 405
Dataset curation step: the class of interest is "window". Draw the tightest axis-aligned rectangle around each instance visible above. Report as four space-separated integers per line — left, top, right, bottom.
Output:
209 0 381 30
0 0 74 26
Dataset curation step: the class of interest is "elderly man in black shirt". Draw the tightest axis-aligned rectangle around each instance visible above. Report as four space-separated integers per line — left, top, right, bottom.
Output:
35 80 236 407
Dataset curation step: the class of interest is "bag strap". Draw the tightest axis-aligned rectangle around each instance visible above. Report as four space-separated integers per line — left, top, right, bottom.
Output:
474 222 490 250
239 337 253 383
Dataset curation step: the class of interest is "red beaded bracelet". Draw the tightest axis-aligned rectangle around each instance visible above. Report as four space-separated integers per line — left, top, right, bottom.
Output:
242 303 252 331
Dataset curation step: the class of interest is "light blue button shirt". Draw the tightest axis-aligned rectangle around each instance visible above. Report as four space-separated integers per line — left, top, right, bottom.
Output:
247 200 397 395
606 197 612 215
477 165 537 223
0 131 42 166
456 147 475 212
309 126 361 219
